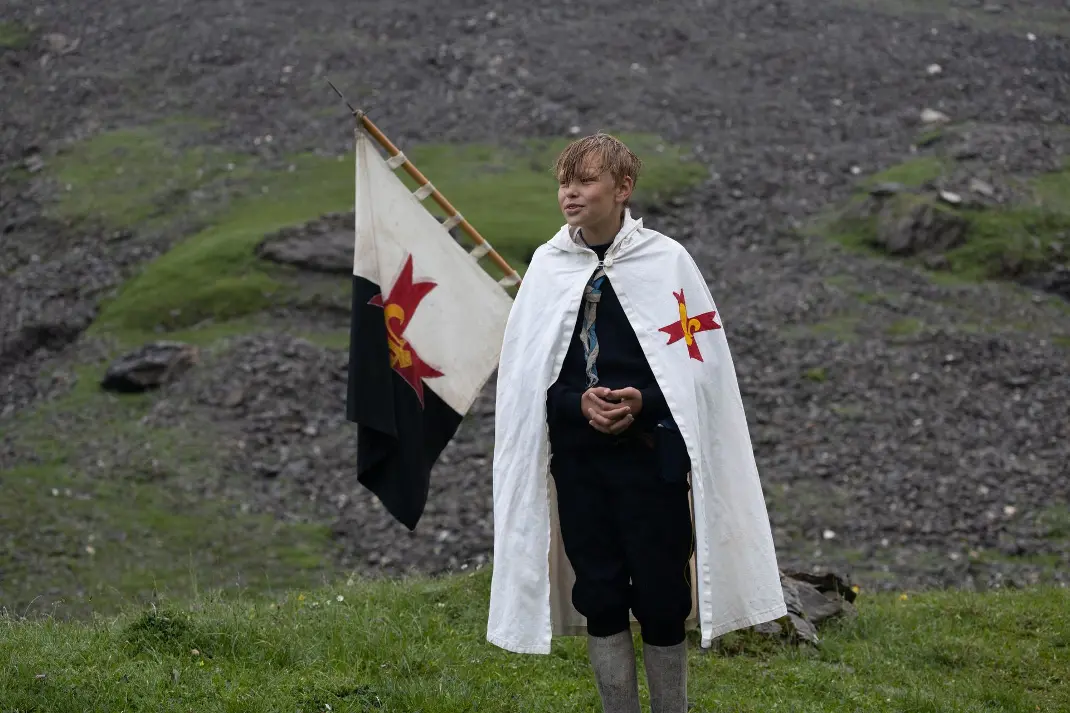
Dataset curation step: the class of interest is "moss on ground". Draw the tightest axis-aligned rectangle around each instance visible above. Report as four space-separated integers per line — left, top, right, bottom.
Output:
299 328 351 350
818 156 1070 287
886 317 924 337
1037 505 1070 542
1 464 333 619
862 155 947 189
54 122 705 339
785 315 864 342
951 203 1070 280
1 360 337 619
0 21 32 50
47 119 253 230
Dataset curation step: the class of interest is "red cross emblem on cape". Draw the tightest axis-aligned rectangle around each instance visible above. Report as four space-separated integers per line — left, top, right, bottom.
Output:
369 254 444 405
658 288 721 361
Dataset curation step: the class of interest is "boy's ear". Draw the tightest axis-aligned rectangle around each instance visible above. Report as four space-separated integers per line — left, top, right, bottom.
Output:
616 175 635 204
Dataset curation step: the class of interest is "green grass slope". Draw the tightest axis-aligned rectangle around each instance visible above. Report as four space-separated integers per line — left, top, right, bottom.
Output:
42 121 706 342
815 146 1070 286
2 570 1068 712
0 21 33 50
1 359 337 620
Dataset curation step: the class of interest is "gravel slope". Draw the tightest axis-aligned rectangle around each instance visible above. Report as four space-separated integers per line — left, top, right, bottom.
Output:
1 0 1068 593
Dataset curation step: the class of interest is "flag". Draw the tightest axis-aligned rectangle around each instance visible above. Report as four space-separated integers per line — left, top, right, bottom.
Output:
346 127 514 531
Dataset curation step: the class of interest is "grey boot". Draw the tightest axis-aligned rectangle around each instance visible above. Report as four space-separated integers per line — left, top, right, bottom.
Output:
587 631 641 713
643 641 688 713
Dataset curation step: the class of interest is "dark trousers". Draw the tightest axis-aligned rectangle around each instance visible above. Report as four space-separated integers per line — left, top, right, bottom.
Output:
550 440 694 647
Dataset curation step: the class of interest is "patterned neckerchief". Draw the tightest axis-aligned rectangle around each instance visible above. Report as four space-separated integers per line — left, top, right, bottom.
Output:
576 227 609 388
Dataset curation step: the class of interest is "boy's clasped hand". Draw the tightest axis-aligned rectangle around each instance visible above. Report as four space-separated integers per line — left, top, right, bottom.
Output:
582 386 643 435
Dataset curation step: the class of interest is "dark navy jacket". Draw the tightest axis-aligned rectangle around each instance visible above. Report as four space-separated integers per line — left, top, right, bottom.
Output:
545 241 672 452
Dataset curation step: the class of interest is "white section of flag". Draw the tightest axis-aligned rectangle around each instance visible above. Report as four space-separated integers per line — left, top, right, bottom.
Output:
353 128 514 416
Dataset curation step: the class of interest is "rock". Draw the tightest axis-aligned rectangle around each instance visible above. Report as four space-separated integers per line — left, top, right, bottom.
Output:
938 190 963 206
952 145 982 161
874 196 970 256
754 570 858 646
924 254 951 271
1 316 90 372
1001 252 1026 276
24 154 45 173
255 212 462 273
1021 265 1070 301
969 178 996 198
42 33 80 55
255 225 353 274
783 570 859 603
926 63 943 76
253 461 281 478
869 182 909 198
100 342 199 393
0 218 142 418
752 620 783 636
223 387 245 408
920 108 950 125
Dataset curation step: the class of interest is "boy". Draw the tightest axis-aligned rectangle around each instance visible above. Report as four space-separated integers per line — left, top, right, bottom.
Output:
487 134 786 713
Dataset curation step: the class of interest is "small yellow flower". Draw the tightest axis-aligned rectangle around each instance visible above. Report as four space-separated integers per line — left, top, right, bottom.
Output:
899 593 909 601
851 585 860 594
298 593 306 602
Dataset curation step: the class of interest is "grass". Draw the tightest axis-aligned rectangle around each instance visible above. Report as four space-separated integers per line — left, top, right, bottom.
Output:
1 464 333 620
0 20 32 50
1037 505 1070 541
861 155 946 189
886 317 924 337
1 571 1067 712
819 155 1070 285
54 122 706 339
785 315 864 342
46 119 253 231
0 357 339 620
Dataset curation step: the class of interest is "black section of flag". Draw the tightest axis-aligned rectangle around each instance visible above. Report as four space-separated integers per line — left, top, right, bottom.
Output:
346 274 462 531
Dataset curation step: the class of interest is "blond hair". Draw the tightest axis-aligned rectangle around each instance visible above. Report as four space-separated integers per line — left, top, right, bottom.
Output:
553 132 642 205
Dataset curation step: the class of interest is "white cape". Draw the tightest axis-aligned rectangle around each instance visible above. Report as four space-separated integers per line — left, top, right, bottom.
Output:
487 211 787 654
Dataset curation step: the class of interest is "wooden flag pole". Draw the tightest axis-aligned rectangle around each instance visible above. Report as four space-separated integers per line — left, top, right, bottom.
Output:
329 81 522 288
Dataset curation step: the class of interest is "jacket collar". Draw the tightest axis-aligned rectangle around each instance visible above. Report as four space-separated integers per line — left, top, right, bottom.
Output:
548 207 644 256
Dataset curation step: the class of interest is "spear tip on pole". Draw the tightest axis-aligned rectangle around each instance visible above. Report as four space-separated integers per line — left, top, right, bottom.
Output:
325 77 361 117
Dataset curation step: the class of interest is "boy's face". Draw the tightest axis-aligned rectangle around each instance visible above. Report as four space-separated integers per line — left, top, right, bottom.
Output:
557 155 633 230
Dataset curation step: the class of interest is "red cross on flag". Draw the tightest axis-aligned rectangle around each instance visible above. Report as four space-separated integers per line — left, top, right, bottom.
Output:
347 125 515 531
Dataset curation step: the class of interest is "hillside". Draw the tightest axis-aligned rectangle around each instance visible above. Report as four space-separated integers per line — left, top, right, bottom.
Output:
1 0 1068 625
